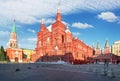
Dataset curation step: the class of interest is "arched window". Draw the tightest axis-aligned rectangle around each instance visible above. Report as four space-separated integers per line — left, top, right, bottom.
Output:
77 52 79 57
62 35 64 43
14 43 16 47
10 43 12 47
55 38 57 45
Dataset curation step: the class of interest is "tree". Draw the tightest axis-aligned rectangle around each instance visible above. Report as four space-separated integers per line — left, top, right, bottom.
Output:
0 46 8 61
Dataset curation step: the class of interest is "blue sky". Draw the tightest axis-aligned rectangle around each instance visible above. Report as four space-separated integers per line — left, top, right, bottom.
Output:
0 0 120 50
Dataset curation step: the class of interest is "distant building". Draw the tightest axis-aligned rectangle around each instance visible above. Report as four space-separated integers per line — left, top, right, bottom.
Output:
93 39 119 63
22 48 34 62
6 20 23 62
112 40 120 56
94 39 111 55
31 5 94 63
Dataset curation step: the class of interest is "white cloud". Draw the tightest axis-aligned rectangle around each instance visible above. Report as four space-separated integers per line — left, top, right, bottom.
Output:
0 31 10 36
72 22 93 29
27 38 37 43
72 32 81 37
20 37 37 49
27 29 36 33
0 0 120 25
45 19 55 24
98 12 120 22
21 37 37 43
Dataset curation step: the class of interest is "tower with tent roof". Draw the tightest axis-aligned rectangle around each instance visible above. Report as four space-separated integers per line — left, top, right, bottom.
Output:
6 20 23 62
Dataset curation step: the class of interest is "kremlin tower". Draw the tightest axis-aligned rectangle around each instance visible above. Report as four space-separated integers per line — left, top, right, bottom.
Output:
103 39 111 54
95 41 102 54
6 20 22 62
7 20 18 48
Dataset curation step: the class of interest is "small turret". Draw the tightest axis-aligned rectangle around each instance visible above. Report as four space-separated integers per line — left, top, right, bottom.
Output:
40 17 46 31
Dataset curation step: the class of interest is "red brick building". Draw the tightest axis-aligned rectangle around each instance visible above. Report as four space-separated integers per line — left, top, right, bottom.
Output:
32 7 94 63
6 21 22 62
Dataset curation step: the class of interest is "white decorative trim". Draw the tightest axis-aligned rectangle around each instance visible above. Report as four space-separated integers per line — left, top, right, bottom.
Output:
10 59 15 62
19 60 22 63
47 25 52 32
55 45 59 50
10 39 17 41
65 28 71 33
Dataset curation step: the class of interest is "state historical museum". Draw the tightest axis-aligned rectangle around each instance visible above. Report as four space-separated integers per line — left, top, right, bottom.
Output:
32 7 94 63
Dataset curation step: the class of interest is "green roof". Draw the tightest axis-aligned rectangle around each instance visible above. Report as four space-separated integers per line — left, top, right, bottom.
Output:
12 21 16 33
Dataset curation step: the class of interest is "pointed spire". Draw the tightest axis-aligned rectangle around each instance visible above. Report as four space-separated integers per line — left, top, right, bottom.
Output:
40 17 46 31
56 1 62 21
12 19 16 33
97 41 100 49
105 38 109 48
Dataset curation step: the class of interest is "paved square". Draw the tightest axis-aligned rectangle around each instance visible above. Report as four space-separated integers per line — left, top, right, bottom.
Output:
0 63 119 81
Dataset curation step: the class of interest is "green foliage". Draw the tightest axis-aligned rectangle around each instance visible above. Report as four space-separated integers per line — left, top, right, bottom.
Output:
0 46 8 61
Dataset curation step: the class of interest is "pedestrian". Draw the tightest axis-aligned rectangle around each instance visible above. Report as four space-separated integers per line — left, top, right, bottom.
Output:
95 59 98 64
106 60 109 68
104 59 107 66
116 60 119 64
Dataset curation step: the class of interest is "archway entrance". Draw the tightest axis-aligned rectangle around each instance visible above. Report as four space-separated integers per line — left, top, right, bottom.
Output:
15 57 18 62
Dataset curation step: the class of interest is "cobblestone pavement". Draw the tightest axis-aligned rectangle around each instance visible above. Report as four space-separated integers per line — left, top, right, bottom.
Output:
0 63 119 81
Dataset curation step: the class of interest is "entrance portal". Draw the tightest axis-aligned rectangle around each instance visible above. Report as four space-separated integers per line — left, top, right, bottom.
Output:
15 57 18 62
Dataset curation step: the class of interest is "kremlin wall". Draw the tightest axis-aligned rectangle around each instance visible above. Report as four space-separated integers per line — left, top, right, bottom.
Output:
5 6 119 64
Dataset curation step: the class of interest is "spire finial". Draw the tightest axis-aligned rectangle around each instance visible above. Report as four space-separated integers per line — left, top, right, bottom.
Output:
41 16 44 24
56 1 62 21
57 1 61 13
14 19 16 22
